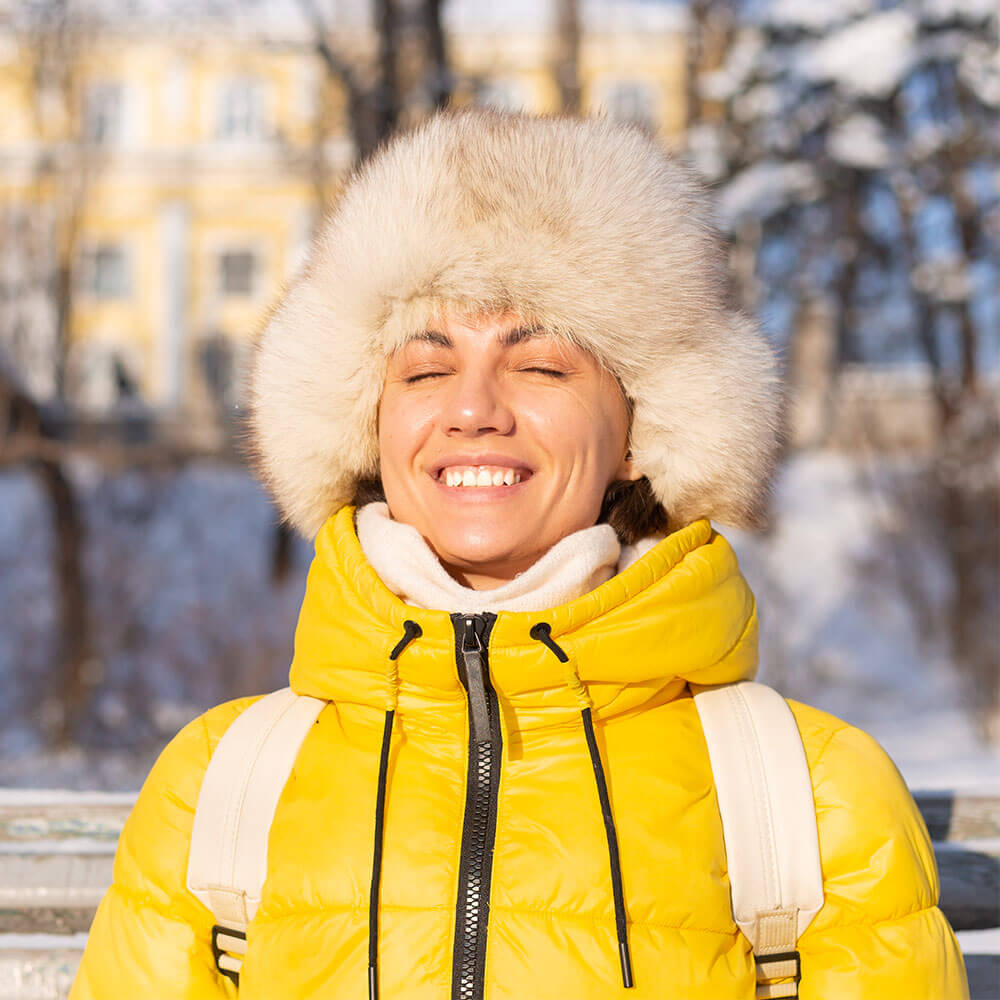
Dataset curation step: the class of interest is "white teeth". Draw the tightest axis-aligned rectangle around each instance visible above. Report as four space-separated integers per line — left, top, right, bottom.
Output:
439 465 526 488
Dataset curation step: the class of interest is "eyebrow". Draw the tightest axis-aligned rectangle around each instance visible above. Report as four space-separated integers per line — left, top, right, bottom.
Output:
409 325 542 349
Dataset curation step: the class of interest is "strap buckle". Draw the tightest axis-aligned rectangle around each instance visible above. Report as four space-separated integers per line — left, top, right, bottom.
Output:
211 923 247 986
755 949 801 999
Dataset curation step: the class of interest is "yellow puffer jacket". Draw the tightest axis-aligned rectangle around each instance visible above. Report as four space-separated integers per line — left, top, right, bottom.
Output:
71 507 968 999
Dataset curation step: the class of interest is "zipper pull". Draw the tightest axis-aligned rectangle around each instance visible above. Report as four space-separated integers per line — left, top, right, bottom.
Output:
461 616 491 745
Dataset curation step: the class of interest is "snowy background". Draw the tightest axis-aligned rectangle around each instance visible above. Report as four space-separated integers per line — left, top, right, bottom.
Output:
1 1 997 992
0 451 996 794
0 0 996 788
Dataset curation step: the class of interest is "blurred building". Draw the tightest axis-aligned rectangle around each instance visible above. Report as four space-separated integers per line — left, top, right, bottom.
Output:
0 0 688 434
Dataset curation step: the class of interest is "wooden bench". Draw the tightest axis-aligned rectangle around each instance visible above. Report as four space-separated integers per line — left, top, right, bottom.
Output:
1 790 997 999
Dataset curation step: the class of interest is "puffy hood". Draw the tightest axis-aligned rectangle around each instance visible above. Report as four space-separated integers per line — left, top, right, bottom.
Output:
289 505 759 726
248 109 785 540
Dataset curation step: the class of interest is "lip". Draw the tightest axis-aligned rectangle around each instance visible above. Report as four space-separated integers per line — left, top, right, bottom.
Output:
428 453 536 482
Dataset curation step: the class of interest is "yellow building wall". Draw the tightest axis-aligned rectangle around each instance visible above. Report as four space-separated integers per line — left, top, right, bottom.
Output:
0 23 688 412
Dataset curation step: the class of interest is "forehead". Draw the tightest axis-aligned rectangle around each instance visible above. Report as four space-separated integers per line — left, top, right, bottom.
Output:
404 324 541 350
399 311 585 356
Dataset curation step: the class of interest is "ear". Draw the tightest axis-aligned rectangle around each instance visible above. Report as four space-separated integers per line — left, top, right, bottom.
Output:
613 448 643 483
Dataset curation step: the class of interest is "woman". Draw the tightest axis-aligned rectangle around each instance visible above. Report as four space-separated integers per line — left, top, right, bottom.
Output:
70 109 968 999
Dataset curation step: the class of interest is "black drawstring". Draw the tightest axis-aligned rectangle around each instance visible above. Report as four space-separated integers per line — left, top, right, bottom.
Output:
580 705 635 988
529 623 635 989
368 708 394 1000
369 619 422 1000
389 620 422 661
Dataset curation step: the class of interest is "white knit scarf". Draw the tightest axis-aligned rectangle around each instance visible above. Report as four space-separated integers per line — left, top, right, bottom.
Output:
355 501 661 613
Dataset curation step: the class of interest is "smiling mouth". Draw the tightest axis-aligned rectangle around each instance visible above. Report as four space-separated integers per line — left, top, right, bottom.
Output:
435 465 530 488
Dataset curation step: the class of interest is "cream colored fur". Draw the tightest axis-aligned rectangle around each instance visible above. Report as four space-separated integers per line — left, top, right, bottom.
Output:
247 108 786 538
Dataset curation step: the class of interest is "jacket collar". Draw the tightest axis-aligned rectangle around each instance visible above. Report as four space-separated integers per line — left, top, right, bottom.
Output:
289 505 759 732
355 500 624 613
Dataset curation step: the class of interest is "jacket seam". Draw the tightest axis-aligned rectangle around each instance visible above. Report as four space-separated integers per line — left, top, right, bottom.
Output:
809 722 852 771
251 901 454 925
489 902 737 936
250 901 737 937
200 712 214 766
803 901 944 936
109 880 208 926
678 591 759 687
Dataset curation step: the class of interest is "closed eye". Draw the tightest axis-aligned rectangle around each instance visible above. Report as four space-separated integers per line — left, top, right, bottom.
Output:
522 367 568 378
403 371 448 384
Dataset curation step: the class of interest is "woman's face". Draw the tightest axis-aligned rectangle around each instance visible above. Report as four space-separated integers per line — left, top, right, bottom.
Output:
378 311 640 589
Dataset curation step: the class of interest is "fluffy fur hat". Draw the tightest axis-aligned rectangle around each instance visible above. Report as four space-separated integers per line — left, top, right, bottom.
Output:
247 108 785 539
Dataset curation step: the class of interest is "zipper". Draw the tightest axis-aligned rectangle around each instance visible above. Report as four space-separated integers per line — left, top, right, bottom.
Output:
450 612 501 1000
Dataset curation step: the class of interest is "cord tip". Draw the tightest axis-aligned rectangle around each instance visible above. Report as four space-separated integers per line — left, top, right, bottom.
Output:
619 940 634 989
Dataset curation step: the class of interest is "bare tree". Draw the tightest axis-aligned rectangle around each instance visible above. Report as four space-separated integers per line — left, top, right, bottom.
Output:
1 0 100 745
686 0 1000 738
422 0 452 110
554 0 581 113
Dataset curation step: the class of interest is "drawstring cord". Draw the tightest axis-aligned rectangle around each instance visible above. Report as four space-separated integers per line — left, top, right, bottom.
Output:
369 619 422 1000
530 622 635 990
369 618 634 996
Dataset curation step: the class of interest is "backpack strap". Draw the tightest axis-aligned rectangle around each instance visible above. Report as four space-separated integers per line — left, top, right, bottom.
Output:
186 687 326 984
691 680 824 1000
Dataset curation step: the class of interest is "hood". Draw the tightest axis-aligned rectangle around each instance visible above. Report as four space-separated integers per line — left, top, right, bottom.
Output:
289 506 759 730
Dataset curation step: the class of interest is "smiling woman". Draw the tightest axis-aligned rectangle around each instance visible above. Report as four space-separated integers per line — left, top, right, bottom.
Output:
69 109 968 1000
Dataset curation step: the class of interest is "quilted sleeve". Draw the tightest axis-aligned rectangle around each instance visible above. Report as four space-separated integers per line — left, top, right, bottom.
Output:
69 697 258 1000
796 717 970 1000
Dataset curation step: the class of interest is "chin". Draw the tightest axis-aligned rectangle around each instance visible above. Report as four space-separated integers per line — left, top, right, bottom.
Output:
430 530 536 574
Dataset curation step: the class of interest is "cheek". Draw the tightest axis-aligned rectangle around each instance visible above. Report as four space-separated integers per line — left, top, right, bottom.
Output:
517 388 625 466
377 391 437 475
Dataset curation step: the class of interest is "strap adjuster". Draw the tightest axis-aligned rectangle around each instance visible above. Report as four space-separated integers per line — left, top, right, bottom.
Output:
211 924 247 985
754 949 801 998
755 949 800 979
753 951 802 1000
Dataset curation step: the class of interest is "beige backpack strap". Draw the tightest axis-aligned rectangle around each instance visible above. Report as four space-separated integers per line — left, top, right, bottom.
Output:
186 687 326 984
691 680 824 1000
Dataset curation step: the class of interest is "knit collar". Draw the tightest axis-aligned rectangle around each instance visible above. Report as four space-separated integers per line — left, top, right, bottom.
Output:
288 505 759 731
355 501 661 613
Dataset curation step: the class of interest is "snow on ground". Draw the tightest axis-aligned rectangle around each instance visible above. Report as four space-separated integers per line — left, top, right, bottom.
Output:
0 459 312 789
0 451 996 793
727 451 999 794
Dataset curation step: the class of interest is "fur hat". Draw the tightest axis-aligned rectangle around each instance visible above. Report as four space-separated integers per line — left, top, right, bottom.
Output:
246 108 785 539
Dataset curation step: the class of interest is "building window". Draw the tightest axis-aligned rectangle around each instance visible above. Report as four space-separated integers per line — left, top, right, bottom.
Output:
600 80 656 131
216 77 264 141
80 244 131 299
83 82 123 144
219 250 256 297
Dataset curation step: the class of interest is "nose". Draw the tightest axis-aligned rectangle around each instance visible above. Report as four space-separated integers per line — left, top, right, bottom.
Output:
438 366 515 437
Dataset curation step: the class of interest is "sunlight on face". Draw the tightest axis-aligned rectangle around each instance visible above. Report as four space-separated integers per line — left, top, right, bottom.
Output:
377 311 640 589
